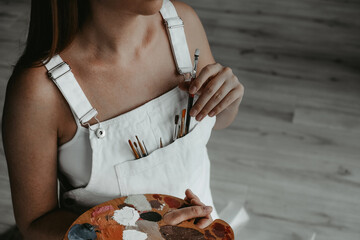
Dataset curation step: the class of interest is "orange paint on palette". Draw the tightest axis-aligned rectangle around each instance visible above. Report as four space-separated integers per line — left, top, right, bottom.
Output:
101 224 125 239
224 225 233 240
91 215 117 230
90 210 117 230
164 196 181 208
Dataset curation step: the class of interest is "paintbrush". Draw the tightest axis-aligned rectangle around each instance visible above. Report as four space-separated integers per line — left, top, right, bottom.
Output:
185 49 200 135
128 140 140 159
142 140 149 155
136 135 146 156
173 115 179 141
177 125 181 139
179 109 186 138
134 142 142 158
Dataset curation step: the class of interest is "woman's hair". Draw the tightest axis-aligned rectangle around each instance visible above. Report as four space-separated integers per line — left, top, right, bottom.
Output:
13 0 89 72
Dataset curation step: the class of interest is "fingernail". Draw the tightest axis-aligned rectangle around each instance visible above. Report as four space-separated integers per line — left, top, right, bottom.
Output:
190 109 197 116
190 86 197 94
209 111 215 117
197 114 204 121
204 206 212 212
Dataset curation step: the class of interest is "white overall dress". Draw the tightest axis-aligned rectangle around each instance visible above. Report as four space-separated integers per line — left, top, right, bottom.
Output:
45 0 219 220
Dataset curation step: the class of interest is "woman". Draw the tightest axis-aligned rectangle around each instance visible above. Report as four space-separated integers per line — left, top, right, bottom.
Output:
2 0 244 239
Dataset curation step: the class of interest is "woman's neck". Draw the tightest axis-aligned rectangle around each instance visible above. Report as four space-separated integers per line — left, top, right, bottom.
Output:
74 2 160 64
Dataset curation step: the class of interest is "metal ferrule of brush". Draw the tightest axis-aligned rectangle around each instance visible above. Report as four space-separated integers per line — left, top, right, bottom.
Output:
192 49 200 78
173 125 178 141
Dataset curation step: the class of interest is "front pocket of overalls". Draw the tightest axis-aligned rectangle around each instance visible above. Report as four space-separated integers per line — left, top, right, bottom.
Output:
114 121 207 197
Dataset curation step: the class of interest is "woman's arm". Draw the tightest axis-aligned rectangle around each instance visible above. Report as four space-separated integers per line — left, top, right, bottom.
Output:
2 67 78 239
175 1 244 130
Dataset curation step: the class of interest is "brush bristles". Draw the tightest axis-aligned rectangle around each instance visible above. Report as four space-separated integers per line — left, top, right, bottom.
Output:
195 48 200 57
175 115 179 124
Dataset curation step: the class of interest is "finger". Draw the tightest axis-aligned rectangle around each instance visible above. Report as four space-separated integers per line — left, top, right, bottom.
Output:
184 189 193 203
190 198 205 207
178 81 191 92
195 216 213 229
187 195 210 219
208 86 243 117
190 72 227 120
184 197 203 206
163 206 213 226
197 81 233 119
185 189 202 203
189 63 223 95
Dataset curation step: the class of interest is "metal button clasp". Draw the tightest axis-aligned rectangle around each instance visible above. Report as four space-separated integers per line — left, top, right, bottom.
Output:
81 115 106 139
95 128 106 139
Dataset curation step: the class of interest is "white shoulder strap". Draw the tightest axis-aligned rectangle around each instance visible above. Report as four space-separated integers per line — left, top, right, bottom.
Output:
45 1 191 124
160 0 193 75
44 55 98 124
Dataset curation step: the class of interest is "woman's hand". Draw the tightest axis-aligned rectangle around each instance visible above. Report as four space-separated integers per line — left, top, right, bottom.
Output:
163 189 213 229
179 63 244 122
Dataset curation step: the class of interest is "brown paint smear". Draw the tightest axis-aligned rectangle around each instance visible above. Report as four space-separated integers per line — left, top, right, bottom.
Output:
211 223 232 240
153 194 163 201
149 200 162 209
164 196 181 208
160 225 205 240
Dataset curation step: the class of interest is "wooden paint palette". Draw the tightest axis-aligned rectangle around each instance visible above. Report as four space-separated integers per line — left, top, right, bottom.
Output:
64 194 234 240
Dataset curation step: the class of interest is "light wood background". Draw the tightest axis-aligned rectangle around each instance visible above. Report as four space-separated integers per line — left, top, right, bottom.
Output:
1 0 359 239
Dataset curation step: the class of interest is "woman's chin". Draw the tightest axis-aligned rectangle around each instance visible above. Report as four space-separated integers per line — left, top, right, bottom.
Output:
134 0 164 16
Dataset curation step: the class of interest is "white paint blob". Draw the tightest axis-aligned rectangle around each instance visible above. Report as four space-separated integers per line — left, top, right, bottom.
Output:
159 203 165 210
112 206 139 226
124 194 152 212
123 229 148 240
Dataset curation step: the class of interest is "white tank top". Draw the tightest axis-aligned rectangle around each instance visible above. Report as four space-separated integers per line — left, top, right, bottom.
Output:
58 118 92 188
47 0 219 219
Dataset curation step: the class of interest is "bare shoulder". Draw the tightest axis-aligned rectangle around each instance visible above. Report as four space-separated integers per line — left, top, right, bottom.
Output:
172 1 198 20
171 1 216 67
3 65 62 133
172 1 203 36
6 66 58 105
